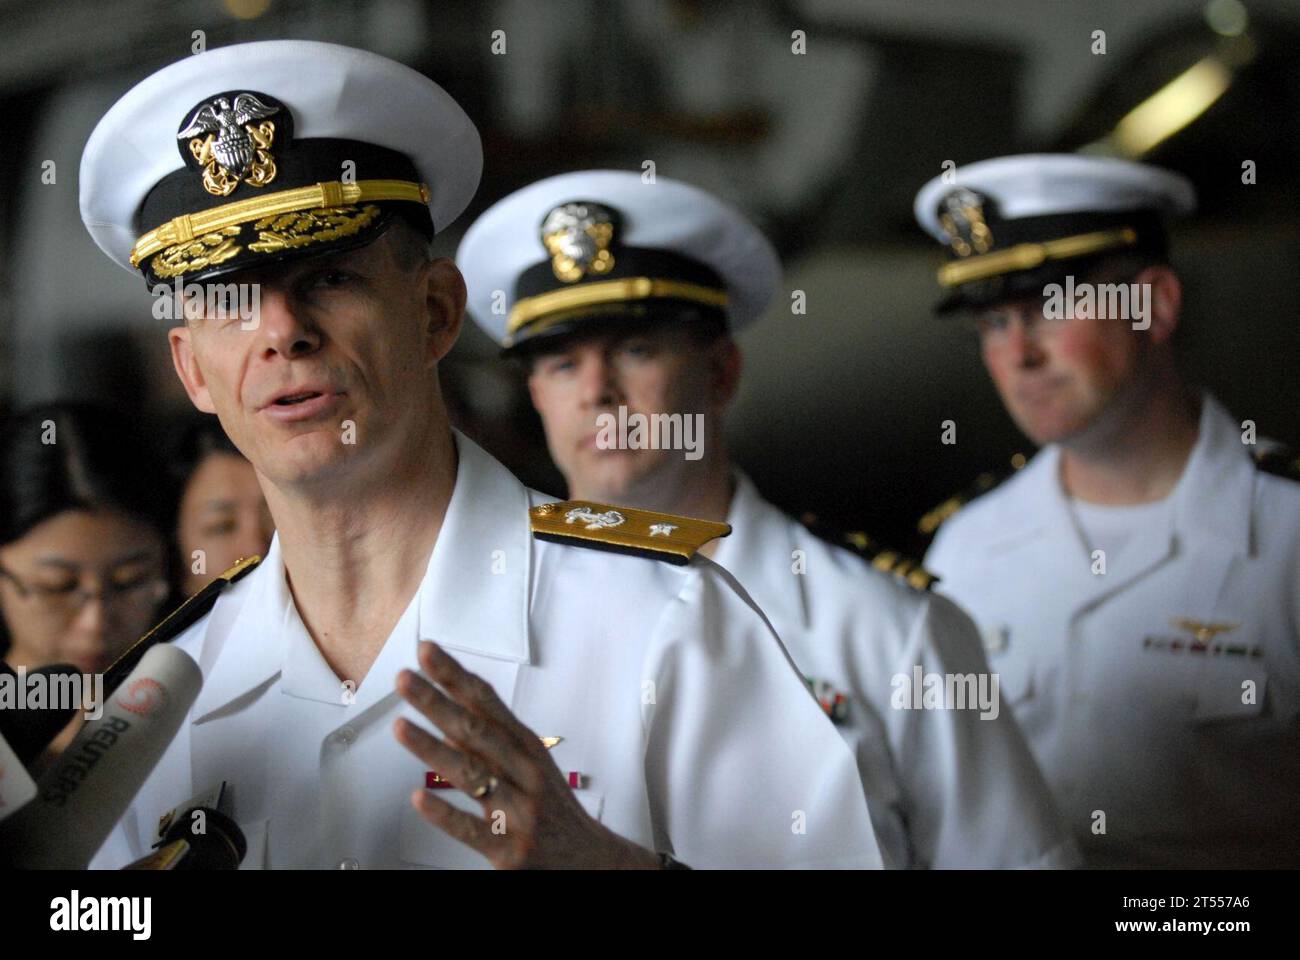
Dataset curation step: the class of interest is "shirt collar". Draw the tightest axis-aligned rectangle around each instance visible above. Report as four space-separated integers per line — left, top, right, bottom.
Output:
191 429 534 724
981 392 1253 560
192 532 287 724
713 470 810 631
1168 393 1253 557
416 429 534 664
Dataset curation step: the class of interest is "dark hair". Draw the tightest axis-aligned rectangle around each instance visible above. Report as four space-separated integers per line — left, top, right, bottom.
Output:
1080 250 1172 285
0 402 169 547
0 402 170 655
385 216 435 273
161 415 251 606
164 414 244 497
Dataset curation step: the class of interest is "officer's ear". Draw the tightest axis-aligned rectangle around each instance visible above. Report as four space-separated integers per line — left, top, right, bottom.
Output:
169 326 217 414
1137 264 1182 346
421 258 465 364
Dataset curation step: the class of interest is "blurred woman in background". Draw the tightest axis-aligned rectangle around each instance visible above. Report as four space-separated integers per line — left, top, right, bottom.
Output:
168 416 272 600
0 403 171 766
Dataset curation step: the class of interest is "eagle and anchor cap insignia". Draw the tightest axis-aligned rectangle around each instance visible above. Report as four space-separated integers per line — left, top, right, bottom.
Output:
176 90 288 197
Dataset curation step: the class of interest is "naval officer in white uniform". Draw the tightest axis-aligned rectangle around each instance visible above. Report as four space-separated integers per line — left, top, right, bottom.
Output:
457 170 1078 868
79 41 883 870
914 153 1300 867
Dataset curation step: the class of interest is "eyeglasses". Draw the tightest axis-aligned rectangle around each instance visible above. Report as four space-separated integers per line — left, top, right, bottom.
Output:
0 564 169 619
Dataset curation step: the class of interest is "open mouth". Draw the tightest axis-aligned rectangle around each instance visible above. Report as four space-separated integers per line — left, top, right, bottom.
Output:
261 387 343 420
274 391 324 406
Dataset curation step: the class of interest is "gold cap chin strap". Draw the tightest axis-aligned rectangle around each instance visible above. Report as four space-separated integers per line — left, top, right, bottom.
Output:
130 178 429 267
506 277 727 341
937 226 1139 288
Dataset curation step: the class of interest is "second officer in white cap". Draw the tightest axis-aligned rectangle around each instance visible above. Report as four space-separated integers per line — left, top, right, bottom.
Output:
458 169 1078 868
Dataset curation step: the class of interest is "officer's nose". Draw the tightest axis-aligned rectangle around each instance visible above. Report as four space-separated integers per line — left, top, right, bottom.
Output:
254 286 323 360
577 349 620 409
1008 311 1047 370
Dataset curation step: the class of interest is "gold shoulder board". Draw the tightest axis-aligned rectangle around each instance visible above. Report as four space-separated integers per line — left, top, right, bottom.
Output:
530 501 729 565
800 513 937 591
917 452 1029 540
103 555 263 690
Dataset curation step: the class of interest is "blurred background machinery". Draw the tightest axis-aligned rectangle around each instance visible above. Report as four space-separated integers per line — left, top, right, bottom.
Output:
2 0 1296 548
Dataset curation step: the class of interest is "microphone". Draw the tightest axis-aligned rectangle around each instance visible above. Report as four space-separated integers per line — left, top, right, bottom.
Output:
121 806 247 870
0 661 82 767
0 644 202 869
0 556 258 777
0 729 38 825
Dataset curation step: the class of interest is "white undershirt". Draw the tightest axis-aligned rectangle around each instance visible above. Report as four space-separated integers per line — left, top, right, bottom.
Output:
1067 496 1174 576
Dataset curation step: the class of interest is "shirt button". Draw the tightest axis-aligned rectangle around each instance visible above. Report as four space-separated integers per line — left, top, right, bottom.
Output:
333 725 357 746
983 625 1009 654
337 857 360 870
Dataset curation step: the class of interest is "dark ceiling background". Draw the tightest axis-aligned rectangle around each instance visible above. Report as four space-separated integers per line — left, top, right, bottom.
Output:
1 0 1296 553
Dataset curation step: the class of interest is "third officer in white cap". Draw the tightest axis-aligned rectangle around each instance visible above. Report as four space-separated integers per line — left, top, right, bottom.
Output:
914 153 1300 867
458 169 1078 868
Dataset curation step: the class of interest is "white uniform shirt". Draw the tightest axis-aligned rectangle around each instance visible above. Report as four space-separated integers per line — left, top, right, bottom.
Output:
926 395 1300 868
711 474 1077 868
91 433 882 869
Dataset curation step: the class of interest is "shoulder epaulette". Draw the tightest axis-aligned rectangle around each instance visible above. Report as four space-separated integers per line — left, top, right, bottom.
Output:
1252 444 1300 483
799 513 938 591
917 453 1029 540
530 500 729 565
103 555 262 693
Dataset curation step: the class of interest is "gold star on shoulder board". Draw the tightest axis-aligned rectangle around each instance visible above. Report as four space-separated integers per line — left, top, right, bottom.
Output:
530 500 729 565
